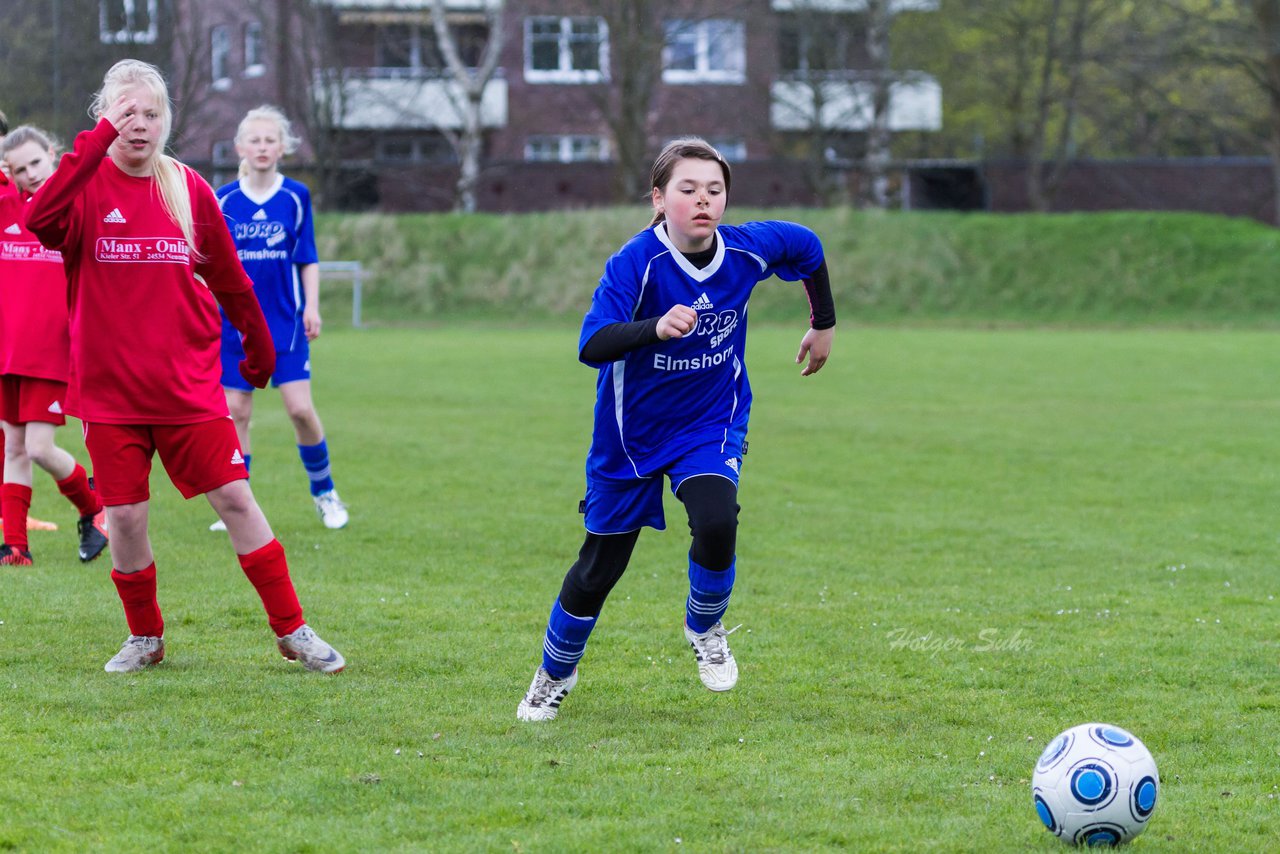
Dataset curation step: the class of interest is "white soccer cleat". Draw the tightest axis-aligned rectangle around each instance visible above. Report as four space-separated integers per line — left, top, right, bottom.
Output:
517 666 578 722
208 518 228 532
313 490 349 529
104 635 165 673
277 624 345 673
684 621 739 692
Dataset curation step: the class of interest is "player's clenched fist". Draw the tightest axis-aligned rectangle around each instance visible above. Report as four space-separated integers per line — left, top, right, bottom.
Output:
657 304 698 340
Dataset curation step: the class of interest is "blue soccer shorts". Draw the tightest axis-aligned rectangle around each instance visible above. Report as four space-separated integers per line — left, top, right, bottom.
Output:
220 338 311 391
582 438 744 535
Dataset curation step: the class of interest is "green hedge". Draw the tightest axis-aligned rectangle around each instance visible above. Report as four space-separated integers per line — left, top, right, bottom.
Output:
315 208 1280 326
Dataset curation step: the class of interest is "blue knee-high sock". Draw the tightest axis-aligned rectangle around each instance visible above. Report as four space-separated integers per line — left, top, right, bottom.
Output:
686 557 735 633
542 597 597 679
297 440 335 496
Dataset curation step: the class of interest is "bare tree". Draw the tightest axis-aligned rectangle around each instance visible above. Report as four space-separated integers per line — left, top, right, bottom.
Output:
864 0 895 207
429 0 506 213
585 0 666 203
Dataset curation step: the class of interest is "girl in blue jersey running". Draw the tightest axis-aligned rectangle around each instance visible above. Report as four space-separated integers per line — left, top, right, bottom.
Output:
212 106 348 531
518 137 836 721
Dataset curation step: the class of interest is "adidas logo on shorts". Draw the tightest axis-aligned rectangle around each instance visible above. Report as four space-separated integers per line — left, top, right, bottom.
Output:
103 208 127 224
48 400 63 414
691 292 714 311
231 449 245 466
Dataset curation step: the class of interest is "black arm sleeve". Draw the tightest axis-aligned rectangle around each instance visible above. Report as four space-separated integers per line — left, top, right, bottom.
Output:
579 317 663 363
803 259 836 330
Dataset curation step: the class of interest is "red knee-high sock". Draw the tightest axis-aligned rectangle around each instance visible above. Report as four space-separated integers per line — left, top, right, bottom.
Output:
238 539 304 637
110 564 164 638
2 483 32 550
56 463 101 517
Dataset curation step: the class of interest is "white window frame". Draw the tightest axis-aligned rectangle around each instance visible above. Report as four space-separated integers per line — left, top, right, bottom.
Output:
99 0 158 45
663 18 746 85
524 16 609 84
244 22 265 77
524 135 610 163
211 26 232 91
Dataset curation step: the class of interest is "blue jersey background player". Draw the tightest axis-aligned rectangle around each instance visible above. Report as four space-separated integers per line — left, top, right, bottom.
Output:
517 137 836 721
214 106 348 530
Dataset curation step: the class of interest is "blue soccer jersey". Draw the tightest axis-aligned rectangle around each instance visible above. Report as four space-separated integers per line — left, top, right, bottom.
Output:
215 175 319 352
580 220 825 483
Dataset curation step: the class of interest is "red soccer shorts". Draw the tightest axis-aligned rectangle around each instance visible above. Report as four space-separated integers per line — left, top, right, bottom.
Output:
83 417 248 505
0 374 69 426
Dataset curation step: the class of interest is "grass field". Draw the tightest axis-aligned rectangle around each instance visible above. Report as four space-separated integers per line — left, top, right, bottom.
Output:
2 325 1278 851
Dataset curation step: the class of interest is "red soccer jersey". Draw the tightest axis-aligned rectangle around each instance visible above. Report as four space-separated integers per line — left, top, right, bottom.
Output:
0 192 71 380
0 172 14 198
25 120 256 424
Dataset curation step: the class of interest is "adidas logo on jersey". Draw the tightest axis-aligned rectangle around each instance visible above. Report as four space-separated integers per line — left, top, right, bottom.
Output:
48 400 63 414
252 209 267 220
4 223 20 235
231 449 245 466
103 208 127 224
725 458 739 474
691 293 714 311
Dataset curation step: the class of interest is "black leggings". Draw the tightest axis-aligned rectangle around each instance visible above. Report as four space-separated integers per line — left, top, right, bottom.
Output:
557 475 739 618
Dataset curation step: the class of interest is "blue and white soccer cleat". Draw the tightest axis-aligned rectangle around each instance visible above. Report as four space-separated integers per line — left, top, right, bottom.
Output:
517 666 578 721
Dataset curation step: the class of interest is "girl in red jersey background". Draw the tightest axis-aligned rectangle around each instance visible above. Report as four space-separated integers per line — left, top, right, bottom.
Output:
25 60 345 675
0 126 109 566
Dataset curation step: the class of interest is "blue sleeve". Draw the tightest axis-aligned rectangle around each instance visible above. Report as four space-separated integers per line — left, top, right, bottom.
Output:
578 235 649 368
292 182 319 266
737 220 825 283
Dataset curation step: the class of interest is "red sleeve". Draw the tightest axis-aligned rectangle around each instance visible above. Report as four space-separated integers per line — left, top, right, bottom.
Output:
24 120 117 251
191 173 253 296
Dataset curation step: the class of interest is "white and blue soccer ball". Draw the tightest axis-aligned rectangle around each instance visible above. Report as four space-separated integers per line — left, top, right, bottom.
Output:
1032 723 1159 847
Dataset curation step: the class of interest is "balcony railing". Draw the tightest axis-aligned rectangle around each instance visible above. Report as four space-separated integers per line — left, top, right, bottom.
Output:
771 72 941 132
315 73 508 130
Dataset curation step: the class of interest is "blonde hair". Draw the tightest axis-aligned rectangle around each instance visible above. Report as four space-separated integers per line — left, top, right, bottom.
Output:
648 137 732 227
90 60 200 255
235 105 301 178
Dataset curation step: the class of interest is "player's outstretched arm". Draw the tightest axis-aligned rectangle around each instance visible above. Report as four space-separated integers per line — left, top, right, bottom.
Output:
795 327 833 377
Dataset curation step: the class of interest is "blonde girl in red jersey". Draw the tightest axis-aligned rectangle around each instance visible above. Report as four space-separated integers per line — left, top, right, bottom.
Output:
0 126 109 566
26 60 345 674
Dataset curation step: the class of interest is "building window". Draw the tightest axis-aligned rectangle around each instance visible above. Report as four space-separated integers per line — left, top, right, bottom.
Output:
244 22 265 77
376 134 455 164
99 0 157 44
707 137 747 162
778 16 862 75
211 140 236 166
525 17 608 84
663 19 745 84
373 24 452 77
211 26 232 90
524 135 609 163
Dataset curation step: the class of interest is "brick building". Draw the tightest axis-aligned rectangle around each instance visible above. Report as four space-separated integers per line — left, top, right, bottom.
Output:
1 0 942 211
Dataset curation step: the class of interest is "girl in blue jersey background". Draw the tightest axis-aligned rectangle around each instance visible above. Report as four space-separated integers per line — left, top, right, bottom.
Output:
518 137 835 721
213 106 348 531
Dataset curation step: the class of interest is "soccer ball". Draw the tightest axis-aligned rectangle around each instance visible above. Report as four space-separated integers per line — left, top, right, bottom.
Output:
1032 723 1159 846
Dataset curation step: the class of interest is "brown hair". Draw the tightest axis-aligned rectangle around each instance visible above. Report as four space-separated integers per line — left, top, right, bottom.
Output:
648 136 732 227
1 125 60 159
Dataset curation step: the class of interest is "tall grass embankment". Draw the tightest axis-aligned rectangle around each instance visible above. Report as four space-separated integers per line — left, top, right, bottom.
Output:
315 208 1280 327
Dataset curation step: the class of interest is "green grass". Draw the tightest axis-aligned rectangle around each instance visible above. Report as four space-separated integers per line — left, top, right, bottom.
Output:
3 325 1279 851
315 209 1280 327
